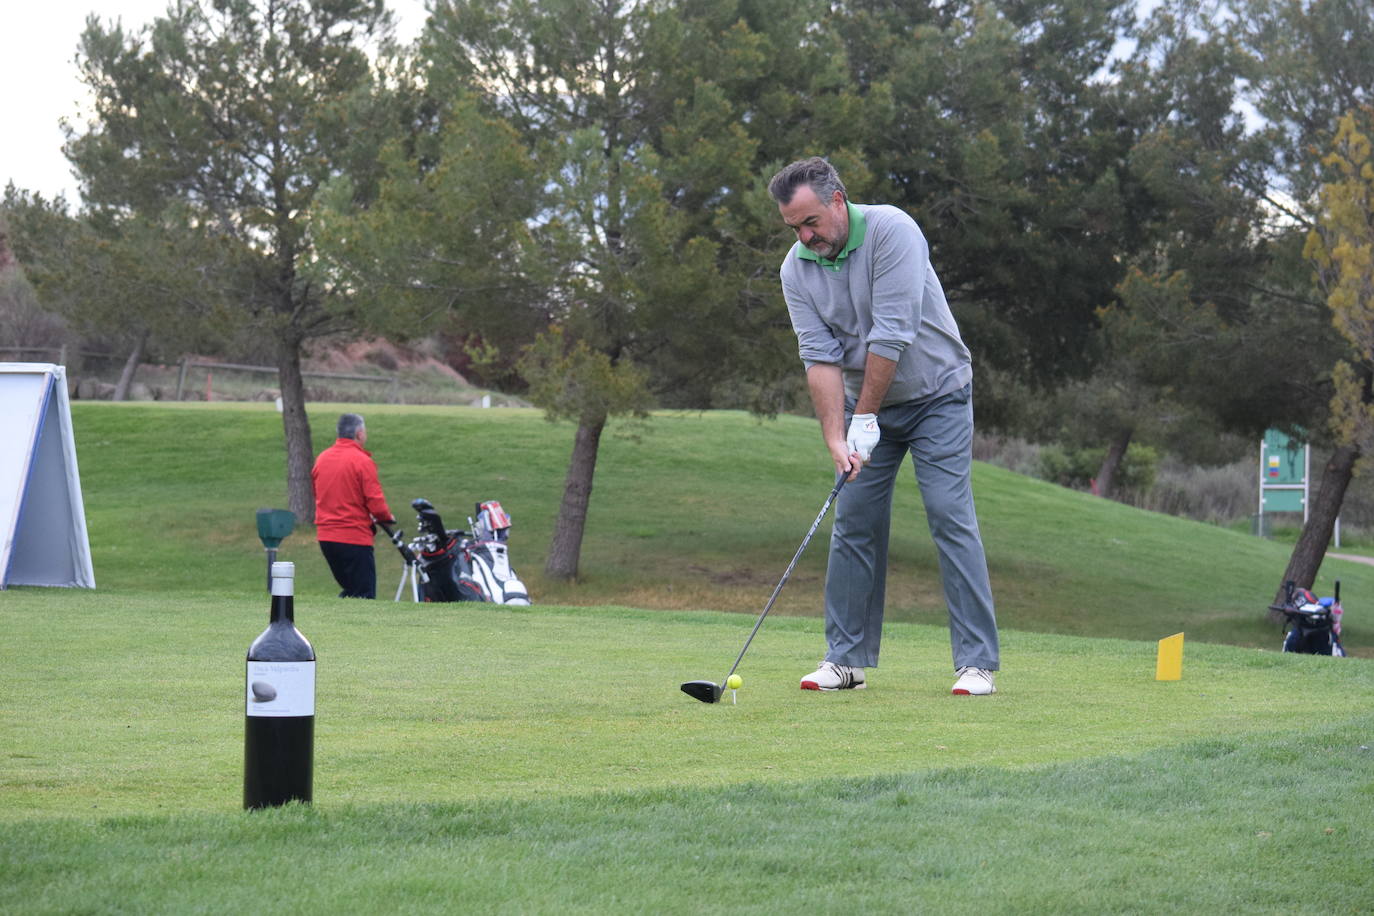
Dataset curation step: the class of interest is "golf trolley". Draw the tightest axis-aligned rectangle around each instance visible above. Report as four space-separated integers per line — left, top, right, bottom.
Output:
380 498 531 605
1279 580 1346 657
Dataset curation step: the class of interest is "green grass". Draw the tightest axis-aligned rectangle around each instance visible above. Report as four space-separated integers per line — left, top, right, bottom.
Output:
9 590 1368 812
5 731 1371 913
62 402 1372 654
4 403 1373 911
2 591 1372 912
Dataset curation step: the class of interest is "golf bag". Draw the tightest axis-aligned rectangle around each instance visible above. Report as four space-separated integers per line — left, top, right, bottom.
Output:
1279 580 1346 656
392 498 531 605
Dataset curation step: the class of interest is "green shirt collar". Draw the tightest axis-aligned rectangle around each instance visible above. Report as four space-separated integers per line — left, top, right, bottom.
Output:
797 201 867 270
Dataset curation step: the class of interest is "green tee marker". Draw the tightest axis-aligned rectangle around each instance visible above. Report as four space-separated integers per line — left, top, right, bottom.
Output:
255 509 296 592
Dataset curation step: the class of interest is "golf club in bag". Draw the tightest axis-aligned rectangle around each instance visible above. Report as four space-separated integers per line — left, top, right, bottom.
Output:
681 470 848 703
381 498 531 605
1279 579 1346 656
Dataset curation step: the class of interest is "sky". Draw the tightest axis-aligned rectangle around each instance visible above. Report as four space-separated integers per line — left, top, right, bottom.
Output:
2 0 428 203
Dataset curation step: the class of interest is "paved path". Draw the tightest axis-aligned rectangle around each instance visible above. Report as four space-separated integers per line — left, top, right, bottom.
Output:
1329 552 1374 567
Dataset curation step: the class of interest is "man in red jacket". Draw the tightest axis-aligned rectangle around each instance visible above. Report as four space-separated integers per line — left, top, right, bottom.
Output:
312 413 395 598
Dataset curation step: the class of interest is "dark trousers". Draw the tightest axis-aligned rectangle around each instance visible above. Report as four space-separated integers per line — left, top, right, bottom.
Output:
319 541 377 598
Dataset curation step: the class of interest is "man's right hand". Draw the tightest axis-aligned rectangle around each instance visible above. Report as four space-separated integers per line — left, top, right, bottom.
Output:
827 439 861 481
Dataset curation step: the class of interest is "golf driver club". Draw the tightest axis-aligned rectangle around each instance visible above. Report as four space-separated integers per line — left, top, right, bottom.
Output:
680 469 849 703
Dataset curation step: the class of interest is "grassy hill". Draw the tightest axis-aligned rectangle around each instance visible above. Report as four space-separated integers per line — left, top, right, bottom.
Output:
64 401 1369 655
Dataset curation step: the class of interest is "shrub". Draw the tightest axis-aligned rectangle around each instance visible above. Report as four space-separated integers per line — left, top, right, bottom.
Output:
1035 443 1158 496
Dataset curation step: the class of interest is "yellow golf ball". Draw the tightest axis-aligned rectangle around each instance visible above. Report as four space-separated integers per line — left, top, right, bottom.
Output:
726 674 743 690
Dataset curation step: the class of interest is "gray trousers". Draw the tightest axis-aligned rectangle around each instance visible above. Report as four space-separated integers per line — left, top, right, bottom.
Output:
824 383 999 671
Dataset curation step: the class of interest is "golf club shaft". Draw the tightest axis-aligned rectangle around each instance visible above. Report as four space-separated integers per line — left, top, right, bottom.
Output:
723 470 848 681
378 520 417 564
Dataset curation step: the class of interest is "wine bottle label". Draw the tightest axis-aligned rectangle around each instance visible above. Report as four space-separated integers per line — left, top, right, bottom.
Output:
245 661 315 717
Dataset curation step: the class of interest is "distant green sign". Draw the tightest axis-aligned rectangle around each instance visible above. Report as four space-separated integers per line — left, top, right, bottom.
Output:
1262 488 1305 513
1262 429 1304 485
1260 430 1306 514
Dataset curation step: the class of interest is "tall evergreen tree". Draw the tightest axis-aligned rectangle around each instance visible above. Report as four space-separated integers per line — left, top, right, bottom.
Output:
830 0 1139 398
385 0 866 580
61 0 396 522
1079 0 1327 493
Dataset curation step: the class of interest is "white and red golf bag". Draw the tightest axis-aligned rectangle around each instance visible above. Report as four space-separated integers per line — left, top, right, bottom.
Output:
463 501 530 606
397 498 530 605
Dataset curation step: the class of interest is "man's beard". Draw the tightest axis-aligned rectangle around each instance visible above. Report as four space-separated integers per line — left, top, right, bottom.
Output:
808 237 841 258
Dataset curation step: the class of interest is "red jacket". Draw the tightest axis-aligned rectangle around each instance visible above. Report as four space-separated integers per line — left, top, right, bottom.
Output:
312 438 394 546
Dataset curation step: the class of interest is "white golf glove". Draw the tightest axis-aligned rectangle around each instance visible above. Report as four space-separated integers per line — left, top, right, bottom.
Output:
847 412 880 463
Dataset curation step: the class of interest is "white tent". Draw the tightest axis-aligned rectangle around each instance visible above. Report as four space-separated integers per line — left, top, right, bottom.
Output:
1 363 95 589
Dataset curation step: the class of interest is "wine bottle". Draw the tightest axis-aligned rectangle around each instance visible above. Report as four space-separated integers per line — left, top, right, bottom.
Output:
243 561 315 809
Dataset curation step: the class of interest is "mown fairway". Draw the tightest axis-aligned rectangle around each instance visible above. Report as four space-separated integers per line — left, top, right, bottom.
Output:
3 591 1372 912
2 403 1372 912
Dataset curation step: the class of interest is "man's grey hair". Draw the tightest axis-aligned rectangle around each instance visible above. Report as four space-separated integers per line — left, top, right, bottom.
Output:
767 157 847 206
337 413 366 439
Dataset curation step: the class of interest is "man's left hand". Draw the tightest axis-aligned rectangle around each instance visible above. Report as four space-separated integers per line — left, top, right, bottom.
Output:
847 412 880 463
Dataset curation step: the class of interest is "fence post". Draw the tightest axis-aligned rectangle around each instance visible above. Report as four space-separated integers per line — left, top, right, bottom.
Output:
176 357 189 401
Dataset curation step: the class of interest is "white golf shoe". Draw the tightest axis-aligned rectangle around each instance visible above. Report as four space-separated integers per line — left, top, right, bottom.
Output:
951 666 996 695
800 660 865 691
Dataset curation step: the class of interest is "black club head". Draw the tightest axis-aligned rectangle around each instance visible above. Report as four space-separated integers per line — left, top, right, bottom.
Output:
680 680 722 704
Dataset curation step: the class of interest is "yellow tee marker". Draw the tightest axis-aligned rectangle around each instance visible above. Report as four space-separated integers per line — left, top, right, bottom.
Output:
1156 632 1184 680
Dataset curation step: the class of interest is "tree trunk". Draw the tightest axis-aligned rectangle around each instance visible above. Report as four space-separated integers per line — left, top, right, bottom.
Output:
277 339 316 525
544 415 606 581
1095 427 1133 500
1267 443 1359 620
112 330 148 402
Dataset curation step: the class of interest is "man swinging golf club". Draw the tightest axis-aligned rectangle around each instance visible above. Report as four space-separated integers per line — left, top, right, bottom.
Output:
768 157 1001 696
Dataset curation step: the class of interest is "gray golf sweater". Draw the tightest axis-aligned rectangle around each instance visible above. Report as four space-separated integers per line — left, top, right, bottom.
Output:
780 202 972 407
